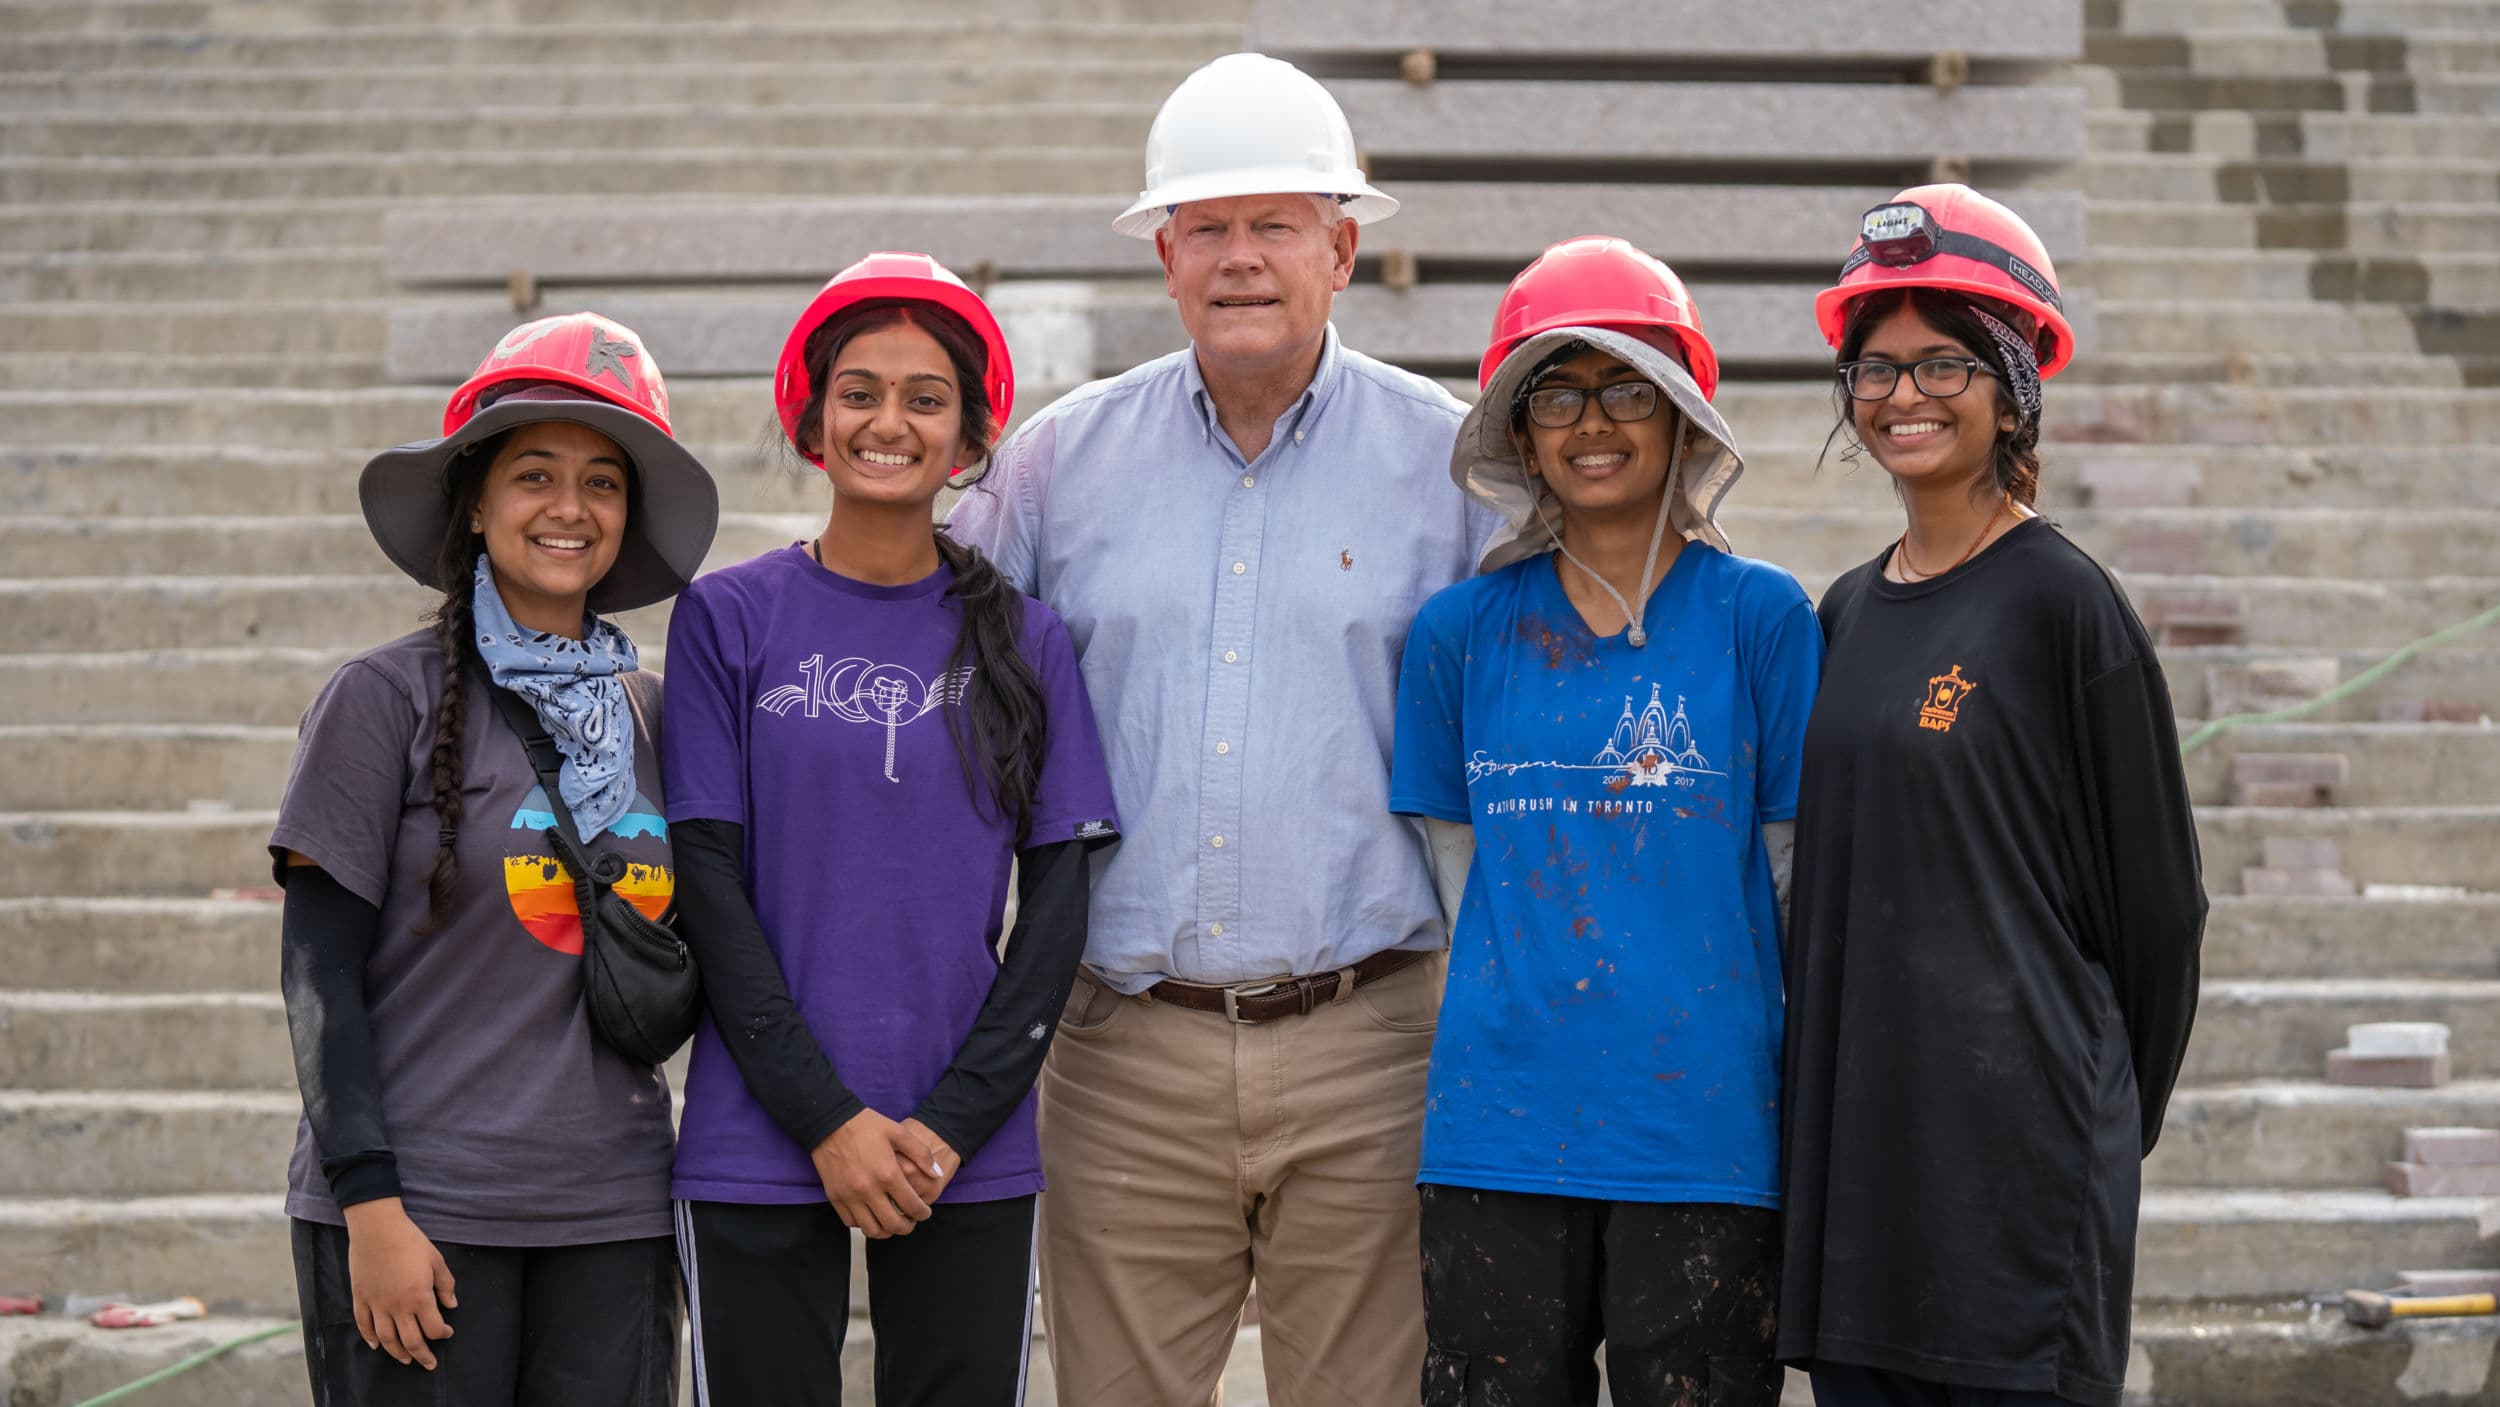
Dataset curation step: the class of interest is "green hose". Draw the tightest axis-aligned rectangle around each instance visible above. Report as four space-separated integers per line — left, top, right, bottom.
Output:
68 1320 300 1407
2179 600 2500 756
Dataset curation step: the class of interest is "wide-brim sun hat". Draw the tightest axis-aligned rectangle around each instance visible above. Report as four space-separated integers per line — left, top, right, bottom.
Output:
1113 53 1397 239
360 312 719 614
1457 325 1744 574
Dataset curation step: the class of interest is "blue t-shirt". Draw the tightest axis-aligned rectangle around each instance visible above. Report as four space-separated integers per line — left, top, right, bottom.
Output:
1389 543 1822 1205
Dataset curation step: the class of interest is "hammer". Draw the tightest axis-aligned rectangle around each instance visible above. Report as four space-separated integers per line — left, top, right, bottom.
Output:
2343 1289 2499 1328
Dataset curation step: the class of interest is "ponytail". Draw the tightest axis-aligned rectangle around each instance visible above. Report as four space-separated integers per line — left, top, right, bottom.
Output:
933 531 1046 846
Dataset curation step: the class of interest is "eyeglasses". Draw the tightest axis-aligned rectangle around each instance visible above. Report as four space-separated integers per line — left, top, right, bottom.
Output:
1835 357 1996 402
1523 380 1660 429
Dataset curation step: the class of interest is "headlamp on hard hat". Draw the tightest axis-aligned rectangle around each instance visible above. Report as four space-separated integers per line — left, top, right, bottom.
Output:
1858 202 1942 268
1838 200 2064 314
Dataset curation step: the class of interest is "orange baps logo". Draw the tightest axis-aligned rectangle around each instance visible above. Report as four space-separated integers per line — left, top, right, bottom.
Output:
1918 665 1979 733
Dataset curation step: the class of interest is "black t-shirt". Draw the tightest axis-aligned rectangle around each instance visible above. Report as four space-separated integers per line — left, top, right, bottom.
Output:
1776 520 2206 1407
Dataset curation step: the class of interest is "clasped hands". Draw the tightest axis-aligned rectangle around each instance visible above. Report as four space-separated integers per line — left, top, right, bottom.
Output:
810 1110 958 1238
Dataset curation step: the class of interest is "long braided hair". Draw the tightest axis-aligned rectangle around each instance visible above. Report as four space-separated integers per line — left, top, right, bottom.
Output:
413 431 503 934
789 301 1048 843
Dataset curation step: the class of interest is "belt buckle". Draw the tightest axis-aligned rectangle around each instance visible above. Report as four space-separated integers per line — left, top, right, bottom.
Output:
1221 980 1283 1024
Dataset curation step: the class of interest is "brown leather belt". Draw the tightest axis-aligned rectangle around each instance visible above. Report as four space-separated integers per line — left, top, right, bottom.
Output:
1145 947 1431 1025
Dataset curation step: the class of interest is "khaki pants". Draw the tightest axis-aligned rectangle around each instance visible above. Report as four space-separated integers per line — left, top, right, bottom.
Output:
1037 952 1442 1407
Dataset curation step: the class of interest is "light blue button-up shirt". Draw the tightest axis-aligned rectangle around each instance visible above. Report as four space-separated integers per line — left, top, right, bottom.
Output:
947 326 1499 993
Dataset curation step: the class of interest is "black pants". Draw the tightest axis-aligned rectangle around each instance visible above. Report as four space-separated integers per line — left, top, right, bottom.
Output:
676 1195 1037 1406
1418 1184 1783 1407
291 1217 679 1407
1808 1362 2082 1407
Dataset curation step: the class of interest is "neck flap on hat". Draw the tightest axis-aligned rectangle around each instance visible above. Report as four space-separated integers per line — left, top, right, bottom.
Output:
469 554 640 841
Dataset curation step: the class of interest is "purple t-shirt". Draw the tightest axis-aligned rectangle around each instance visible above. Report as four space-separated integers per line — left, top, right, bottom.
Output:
662 546 1119 1204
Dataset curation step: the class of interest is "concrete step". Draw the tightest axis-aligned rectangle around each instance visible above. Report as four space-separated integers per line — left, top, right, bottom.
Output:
2182 722 2500 807
2128 1300 2500 1407
2201 894 2500 980
2090 106 2500 159
0 102 1163 159
0 248 383 302
0 647 357 727
2088 197 2500 252
2137 1188 2498 1300
2095 299 2439 355
2187 978 2500 1083
2074 247 2500 306
2172 643 2500 722
2084 63 2500 118
0 197 393 254
0 1091 294 1197
0 18 1241 71
0 726 301 811
0 1194 295 1315
0 146 1140 202
0 810 273 899
0 352 387 392
2090 29 2500 78
2085 151 2500 205
0 60 1202 113
10 300 384 358
2066 351 2498 389
0 991 290 1091
2152 1078 2500 1188
0 511 814 580
0 0 1253 29
2105 0 2500 33
2197 804 2500 892
0 1314 304 1407
0 896 278 993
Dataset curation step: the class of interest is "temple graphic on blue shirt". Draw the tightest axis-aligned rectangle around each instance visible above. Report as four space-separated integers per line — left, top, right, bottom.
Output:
1594 686 1712 787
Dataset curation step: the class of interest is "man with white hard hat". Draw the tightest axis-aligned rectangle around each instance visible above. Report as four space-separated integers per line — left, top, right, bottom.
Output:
949 51 1496 1406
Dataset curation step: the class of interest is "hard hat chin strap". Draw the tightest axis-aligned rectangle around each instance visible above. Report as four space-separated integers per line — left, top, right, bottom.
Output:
1525 423 1688 650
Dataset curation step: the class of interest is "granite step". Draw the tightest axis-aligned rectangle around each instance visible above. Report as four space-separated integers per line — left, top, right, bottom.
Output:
2089 106 2500 159
2085 151 2500 205
2087 197 2500 252
2152 1078 2500 1187
2106 0 2500 32
2179 722 2500 807
2167 643 2500 721
0 512 815 581
0 810 277 899
2196 804 2500 892
0 1091 295 1197
2073 247 2500 305
2136 1188 2499 1301
0 247 383 302
2062 351 2498 389
0 0 1251 31
0 896 278 993
2200 893 2500 980
2186 978 2500 1082
0 991 291 1091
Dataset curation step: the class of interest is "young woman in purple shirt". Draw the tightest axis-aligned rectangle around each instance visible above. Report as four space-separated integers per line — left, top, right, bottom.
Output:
661 253 1121 1406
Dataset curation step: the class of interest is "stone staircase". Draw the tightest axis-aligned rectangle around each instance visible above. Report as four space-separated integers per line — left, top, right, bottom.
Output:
1 0 2496 1403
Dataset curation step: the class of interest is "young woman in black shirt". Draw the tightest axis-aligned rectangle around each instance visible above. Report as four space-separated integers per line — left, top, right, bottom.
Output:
1776 184 2207 1407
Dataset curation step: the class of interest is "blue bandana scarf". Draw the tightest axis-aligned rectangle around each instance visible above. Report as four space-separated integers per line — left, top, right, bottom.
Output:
470 554 638 840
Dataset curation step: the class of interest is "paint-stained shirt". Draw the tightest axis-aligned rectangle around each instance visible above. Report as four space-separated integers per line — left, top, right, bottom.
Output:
661 548 1119 1204
1390 544 1821 1204
946 327 1500 992
269 630 677 1245
1777 521 2205 1407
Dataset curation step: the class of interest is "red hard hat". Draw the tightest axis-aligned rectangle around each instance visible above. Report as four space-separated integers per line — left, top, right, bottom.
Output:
1477 237 1720 401
1814 183 2075 379
443 311 675 437
774 252 1016 467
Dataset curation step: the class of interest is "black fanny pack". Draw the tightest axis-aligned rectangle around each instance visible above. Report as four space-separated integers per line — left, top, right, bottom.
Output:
484 679 702 1067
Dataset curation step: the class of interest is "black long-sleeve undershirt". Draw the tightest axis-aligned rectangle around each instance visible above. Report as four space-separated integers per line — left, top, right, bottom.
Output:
278 864 401 1208
671 818 1095 1162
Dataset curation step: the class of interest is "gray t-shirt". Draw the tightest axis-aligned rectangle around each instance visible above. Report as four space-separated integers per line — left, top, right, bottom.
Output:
270 628 676 1246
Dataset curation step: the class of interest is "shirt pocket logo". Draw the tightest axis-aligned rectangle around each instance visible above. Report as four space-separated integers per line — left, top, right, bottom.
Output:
1918 665 1979 734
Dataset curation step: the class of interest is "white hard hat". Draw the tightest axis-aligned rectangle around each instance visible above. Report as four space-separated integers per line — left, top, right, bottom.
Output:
1113 52 1398 240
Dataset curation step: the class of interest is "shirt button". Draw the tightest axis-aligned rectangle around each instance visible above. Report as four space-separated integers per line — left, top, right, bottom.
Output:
1210 923 1225 936
1294 431 1305 443
1216 741 1231 755
1231 562 1246 575
1223 649 1239 664
1241 474 1256 488
1210 834 1226 849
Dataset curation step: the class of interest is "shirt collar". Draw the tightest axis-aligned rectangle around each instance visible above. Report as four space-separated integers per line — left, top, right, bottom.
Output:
1182 323 1346 447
